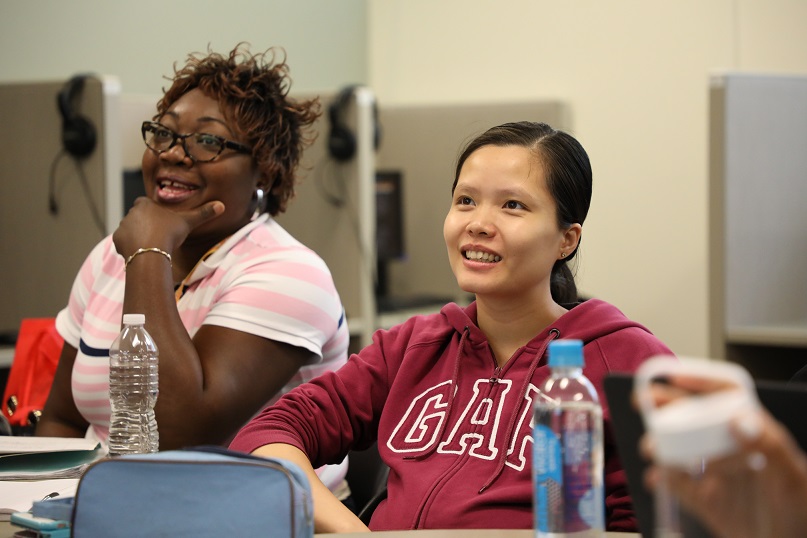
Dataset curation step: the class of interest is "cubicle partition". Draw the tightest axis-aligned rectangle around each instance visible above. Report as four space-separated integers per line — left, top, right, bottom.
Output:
0 79 564 359
376 101 566 306
276 96 566 348
708 73 807 380
0 77 121 339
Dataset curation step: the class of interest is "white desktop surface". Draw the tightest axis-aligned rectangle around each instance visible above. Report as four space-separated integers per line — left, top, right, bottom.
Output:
315 529 640 538
0 522 636 537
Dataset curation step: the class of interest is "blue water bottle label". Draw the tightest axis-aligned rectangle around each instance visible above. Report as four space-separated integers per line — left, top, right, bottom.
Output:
564 427 591 531
561 412 603 532
533 424 563 532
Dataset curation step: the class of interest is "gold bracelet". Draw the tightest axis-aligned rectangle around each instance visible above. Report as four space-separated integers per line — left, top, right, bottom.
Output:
125 247 172 270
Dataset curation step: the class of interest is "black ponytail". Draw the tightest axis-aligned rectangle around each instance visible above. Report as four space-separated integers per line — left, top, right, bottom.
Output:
550 261 578 304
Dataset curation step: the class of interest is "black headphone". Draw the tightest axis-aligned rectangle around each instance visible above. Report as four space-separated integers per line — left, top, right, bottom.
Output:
57 74 97 159
327 85 381 162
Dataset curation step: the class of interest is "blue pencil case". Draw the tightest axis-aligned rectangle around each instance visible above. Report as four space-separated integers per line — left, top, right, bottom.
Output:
70 447 313 537
31 497 74 522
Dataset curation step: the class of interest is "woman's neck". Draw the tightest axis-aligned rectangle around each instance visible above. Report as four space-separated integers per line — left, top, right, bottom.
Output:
170 213 257 284
476 293 568 367
170 235 228 286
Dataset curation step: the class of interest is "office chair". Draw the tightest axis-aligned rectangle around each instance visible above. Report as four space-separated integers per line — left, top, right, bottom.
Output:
344 442 390 524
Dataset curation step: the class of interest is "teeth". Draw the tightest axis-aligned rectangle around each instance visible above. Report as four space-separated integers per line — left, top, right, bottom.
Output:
159 180 194 190
465 250 501 262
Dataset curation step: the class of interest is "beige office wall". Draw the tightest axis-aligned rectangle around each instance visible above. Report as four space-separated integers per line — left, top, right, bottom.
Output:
3 0 806 358
367 0 807 357
0 0 367 95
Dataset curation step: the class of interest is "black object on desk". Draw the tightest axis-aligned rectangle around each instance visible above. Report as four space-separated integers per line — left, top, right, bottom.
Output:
604 372 807 538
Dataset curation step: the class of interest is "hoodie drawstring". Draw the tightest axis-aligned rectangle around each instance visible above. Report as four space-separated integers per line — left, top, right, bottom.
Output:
404 325 470 461
478 327 560 493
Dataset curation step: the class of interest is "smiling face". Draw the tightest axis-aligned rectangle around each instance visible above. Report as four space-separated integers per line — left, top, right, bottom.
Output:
141 88 261 241
443 144 580 303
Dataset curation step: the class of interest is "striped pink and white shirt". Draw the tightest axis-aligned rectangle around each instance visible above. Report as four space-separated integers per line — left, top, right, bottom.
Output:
56 214 350 488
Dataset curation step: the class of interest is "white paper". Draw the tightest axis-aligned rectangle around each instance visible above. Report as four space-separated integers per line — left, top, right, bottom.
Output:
0 437 103 481
0 478 78 520
0 437 98 456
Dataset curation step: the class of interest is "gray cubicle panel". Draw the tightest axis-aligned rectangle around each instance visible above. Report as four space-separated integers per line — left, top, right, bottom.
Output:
277 98 566 331
0 77 120 336
0 80 564 345
708 73 807 378
376 101 566 302
274 92 367 326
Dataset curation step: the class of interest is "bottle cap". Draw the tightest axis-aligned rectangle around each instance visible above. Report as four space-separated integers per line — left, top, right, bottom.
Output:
122 313 145 325
548 339 584 368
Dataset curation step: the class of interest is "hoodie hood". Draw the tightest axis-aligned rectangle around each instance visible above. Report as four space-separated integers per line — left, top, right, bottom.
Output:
440 298 652 355
433 298 660 492
550 298 655 343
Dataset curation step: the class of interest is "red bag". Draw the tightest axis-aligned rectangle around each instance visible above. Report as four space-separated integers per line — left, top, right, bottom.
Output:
2 318 63 433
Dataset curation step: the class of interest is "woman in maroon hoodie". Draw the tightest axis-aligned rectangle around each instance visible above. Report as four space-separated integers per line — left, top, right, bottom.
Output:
231 121 673 532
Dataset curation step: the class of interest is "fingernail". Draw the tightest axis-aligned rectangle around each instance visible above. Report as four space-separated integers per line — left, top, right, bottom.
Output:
747 451 767 471
734 411 762 440
639 434 656 459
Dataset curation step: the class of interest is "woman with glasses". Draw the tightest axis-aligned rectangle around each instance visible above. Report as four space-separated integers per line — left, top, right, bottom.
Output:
37 44 350 497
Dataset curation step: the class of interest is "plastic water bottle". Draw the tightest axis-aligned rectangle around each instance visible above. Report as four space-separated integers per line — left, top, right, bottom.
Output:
533 339 604 537
108 313 159 456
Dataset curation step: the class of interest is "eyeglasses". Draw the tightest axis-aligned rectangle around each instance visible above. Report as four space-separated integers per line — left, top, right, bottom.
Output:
141 121 252 163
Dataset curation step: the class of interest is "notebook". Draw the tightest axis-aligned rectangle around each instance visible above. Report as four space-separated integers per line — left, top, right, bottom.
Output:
603 372 807 537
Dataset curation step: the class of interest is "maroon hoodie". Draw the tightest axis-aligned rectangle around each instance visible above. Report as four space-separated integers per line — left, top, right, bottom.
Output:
230 299 673 531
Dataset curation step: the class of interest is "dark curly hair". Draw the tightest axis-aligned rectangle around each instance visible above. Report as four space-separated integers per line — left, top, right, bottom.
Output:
156 43 321 216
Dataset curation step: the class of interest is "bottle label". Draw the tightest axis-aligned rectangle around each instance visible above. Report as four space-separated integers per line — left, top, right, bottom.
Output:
534 409 604 534
533 423 563 532
562 411 602 531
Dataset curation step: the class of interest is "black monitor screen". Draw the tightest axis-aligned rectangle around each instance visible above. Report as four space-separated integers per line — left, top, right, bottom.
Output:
376 170 405 261
123 168 146 213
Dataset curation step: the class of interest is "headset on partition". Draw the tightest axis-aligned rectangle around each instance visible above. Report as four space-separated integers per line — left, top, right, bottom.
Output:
57 74 97 159
49 74 105 235
327 85 381 162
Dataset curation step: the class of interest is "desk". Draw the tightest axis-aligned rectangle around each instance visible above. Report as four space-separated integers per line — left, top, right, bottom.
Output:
315 529 641 538
0 522 637 537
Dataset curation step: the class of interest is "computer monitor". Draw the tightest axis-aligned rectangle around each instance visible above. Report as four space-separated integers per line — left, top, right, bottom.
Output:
123 168 146 212
375 170 405 299
373 170 455 313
